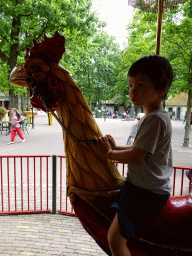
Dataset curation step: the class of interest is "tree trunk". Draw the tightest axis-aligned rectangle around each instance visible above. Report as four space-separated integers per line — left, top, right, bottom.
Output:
89 95 92 109
27 90 30 110
183 89 192 147
9 90 19 120
18 96 21 112
98 87 101 108
8 16 21 114
21 93 27 112
87 69 92 109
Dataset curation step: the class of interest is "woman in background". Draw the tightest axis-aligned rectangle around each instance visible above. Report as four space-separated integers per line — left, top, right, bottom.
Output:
7 108 25 145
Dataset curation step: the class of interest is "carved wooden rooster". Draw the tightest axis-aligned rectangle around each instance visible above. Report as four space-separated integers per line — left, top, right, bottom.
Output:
9 31 192 255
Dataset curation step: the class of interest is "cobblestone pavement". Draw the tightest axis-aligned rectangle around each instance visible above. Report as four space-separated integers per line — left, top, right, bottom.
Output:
0 115 192 255
0 214 106 256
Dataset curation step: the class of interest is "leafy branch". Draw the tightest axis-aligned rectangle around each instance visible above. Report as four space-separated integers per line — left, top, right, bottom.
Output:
165 36 192 57
0 50 8 62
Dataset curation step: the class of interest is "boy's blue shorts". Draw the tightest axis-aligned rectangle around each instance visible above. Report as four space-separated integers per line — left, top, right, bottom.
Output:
111 181 170 240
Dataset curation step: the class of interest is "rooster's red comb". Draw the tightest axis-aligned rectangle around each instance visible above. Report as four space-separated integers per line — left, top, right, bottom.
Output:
25 31 65 63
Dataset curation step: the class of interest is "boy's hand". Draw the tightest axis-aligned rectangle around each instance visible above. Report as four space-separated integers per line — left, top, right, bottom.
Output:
106 134 116 149
97 136 112 157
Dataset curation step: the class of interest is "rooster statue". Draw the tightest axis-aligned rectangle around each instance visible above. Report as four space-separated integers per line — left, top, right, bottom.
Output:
9 31 192 256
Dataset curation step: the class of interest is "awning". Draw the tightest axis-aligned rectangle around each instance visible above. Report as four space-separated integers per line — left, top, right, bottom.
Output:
128 0 187 54
128 0 187 13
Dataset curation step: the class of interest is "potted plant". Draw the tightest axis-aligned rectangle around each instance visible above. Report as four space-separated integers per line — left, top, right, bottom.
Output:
0 107 7 120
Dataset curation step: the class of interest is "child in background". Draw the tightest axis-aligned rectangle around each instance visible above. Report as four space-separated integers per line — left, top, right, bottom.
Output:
126 112 145 146
98 55 173 256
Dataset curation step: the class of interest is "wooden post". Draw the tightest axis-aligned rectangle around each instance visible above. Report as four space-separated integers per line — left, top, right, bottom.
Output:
156 0 164 55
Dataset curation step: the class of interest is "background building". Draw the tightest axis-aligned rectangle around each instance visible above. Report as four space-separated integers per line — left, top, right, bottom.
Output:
0 92 9 109
165 92 189 120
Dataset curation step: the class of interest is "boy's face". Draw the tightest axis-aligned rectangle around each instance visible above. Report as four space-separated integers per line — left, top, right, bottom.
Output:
128 73 166 112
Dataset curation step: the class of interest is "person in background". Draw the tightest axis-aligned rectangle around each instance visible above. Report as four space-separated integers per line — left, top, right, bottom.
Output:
191 112 192 127
183 112 187 124
7 108 25 145
126 113 145 146
186 170 192 192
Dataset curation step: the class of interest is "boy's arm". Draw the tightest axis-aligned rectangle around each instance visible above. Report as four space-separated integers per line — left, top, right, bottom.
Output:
98 136 147 163
107 147 147 163
115 145 132 150
106 134 132 150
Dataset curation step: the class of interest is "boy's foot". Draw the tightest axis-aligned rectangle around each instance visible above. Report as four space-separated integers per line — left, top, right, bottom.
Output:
7 141 14 145
22 139 26 143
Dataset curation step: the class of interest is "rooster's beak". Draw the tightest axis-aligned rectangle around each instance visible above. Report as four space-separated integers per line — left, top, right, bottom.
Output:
9 63 28 87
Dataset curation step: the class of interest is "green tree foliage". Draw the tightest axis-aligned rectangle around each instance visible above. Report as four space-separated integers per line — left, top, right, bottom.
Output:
117 0 191 146
114 10 157 106
0 106 7 120
0 61 9 93
161 0 192 146
70 30 122 108
0 0 98 109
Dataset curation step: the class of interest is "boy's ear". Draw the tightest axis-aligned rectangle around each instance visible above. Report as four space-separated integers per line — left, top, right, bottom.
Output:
160 87 168 97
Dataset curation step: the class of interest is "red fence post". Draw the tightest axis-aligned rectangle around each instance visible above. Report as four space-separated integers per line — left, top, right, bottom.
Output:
33 156 36 210
52 155 57 214
14 157 17 211
27 157 30 211
21 157 23 211
60 157 63 212
0 157 3 212
7 157 10 212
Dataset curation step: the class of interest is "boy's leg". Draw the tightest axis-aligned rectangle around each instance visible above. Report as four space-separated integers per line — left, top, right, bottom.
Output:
16 128 24 140
108 213 131 256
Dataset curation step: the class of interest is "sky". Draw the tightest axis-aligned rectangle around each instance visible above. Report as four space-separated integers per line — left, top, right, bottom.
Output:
92 0 134 49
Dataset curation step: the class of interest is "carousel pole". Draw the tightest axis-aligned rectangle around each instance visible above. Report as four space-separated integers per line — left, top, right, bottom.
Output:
156 0 164 55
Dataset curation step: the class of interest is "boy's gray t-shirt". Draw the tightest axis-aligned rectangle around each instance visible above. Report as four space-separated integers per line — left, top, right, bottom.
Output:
127 109 173 195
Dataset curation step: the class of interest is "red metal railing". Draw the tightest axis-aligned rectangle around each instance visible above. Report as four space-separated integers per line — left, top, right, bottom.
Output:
0 155 192 215
115 163 192 196
0 155 51 215
58 156 192 215
57 155 75 215
172 166 192 196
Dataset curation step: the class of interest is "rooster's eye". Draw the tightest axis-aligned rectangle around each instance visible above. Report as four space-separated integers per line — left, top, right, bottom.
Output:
29 65 43 74
29 66 35 73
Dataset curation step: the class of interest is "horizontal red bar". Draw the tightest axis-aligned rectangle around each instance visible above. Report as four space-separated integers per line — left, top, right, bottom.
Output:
0 155 52 158
173 166 192 170
0 209 51 215
58 210 76 216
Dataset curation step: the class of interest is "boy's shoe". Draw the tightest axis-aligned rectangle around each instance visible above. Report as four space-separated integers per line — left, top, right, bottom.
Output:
22 139 26 143
7 141 14 145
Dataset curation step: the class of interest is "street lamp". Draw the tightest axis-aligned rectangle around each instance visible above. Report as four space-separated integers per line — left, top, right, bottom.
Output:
32 106 34 129
102 68 111 121
97 82 101 108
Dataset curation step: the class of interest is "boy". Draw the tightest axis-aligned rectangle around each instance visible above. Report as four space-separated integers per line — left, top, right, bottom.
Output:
98 55 173 256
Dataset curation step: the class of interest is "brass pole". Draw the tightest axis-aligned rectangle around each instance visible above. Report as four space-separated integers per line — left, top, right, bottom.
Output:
156 0 164 55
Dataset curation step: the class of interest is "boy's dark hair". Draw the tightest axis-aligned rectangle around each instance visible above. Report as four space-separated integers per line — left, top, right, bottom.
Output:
128 55 173 100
